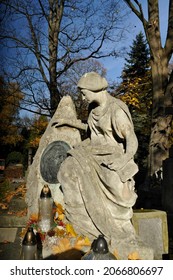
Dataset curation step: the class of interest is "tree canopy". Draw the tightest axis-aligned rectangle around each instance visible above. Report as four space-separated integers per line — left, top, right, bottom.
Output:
0 77 24 154
0 0 128 116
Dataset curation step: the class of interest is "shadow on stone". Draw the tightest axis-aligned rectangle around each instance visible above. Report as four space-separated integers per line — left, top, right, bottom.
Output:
43 248 84 260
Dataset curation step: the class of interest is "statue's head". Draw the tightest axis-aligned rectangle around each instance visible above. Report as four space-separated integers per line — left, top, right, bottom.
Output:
77 72 108 92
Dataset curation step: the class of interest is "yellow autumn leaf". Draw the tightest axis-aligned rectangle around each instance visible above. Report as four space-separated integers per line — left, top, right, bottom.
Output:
54 202 64 215
54 227 66 237
58 213 64 221
74 236 91 250
29 213 39 223
5 192 15 203
66 223 77 237
113 249 120 260
128 251 141 260
0 203 8 209
52 238 71 254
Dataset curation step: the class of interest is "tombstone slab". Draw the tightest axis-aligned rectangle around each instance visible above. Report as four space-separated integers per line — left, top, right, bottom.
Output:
132 209 168 259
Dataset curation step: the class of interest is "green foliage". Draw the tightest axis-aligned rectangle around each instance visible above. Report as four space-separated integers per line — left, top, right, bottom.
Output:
123 32 150 78
6 151 23 166
116 32 152 171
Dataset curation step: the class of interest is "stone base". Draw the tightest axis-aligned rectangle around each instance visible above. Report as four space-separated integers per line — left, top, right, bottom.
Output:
41 234 154 260
110 237 154 260
132 209 168 260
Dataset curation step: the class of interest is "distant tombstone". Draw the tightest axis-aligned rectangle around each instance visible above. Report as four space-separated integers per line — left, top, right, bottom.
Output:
162 145 173 213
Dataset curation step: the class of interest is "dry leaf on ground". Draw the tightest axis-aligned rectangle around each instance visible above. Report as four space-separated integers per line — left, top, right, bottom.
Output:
74 236 91 250
128 251 141 260
52 238 71 254
0 203 8 209
66 223 77 237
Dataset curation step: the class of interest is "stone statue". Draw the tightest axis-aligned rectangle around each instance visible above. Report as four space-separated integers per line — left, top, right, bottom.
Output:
55 72 145 258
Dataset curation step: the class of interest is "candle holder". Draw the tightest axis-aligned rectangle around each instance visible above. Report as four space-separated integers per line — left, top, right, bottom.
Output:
82 235 117 260
20 227 38 260
38 185 54 232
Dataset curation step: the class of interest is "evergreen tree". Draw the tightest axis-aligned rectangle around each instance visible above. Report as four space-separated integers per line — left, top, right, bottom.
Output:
116 32 152 183
123 31 150 79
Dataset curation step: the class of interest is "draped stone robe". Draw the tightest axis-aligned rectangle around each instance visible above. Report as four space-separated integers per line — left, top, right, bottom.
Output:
58 95 138 242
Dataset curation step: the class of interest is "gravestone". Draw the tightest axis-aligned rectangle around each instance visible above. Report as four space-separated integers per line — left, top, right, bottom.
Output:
25 96 82 216
132 209 168 259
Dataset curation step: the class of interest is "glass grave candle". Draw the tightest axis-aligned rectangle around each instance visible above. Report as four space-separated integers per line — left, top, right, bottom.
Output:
38 185 54 232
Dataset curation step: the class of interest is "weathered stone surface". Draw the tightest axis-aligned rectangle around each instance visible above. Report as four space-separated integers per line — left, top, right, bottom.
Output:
77 72 108 91
0 215 27 227
0 228 18 243
25 96 82 216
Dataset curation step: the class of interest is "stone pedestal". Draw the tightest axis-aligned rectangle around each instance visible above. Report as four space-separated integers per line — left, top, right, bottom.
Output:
132 209 168 259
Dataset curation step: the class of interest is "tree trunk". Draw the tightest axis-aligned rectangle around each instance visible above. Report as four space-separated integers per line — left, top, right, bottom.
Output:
148 51 172 176
48 0 64 116
146 0 173 176
124 0 173 178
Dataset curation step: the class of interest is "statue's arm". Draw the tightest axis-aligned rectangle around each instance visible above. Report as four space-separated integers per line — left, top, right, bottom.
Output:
105 108 138 171
52 119 88 131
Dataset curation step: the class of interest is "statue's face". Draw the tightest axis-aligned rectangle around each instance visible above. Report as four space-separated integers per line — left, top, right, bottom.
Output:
81 88 98 104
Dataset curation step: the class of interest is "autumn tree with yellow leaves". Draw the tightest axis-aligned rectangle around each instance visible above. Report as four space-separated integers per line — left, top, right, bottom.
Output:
28 115 48 149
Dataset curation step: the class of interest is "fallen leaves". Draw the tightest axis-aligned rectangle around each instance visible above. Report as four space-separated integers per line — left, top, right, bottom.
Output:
52 236 91 256
4 184 26 203
66 223 77 237
128 251 141 260
22 202 141 260
113 249 120 260
52 238 71 254
28 213 39 225
2 240 10 244
21 202 92 259
74 236 91 250
6 208 27 216
54 202 65 222
0 202 8 210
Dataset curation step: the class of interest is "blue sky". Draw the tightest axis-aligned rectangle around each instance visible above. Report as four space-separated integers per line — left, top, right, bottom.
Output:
101 0 170 82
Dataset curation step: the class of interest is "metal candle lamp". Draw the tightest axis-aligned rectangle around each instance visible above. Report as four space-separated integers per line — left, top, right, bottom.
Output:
82 235 117 260
38 185 54 232
20 227 38 260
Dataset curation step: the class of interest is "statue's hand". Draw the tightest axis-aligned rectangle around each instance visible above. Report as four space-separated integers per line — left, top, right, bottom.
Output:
52 119 66 127
101 154 127 171
52 119 87 130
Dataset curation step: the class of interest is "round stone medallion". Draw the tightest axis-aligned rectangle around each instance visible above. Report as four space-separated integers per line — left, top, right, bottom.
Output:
40 140 70 183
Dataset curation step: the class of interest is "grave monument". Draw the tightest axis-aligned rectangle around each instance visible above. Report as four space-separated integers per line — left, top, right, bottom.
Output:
26 72 154 259
26 96 82 215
